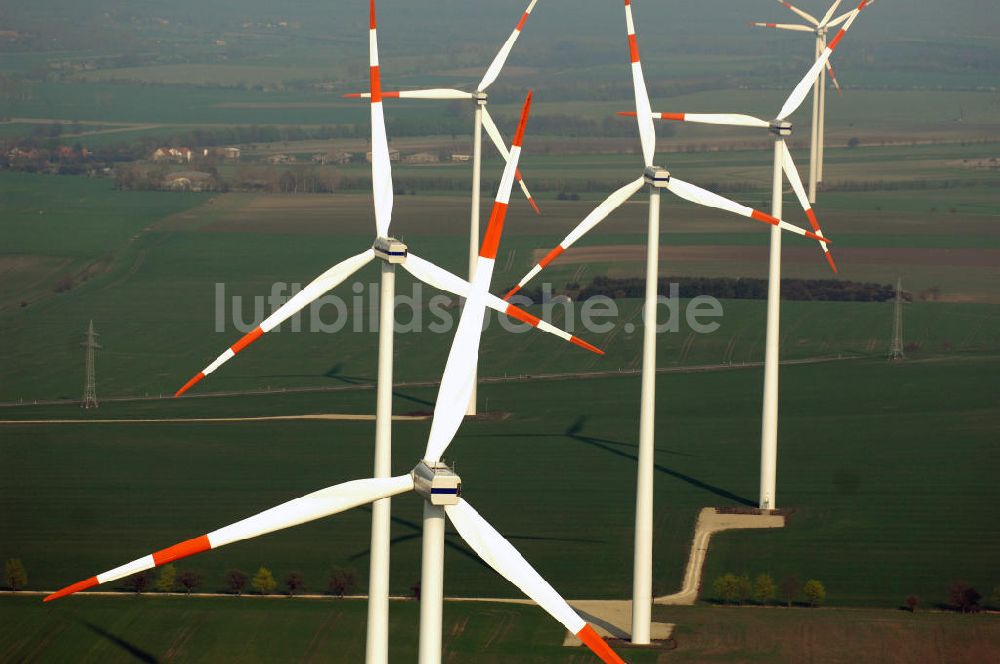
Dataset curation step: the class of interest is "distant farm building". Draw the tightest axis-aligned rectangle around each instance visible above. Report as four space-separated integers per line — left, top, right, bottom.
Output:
312 152 353 165
151 147 193 163
366 150 400 162
165 171 213 192
403 151 440 164
451 154 472 162
266 154 296 165
202 146 241 160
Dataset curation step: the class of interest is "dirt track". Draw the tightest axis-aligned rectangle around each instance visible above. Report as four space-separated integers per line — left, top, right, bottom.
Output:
0 413 428 425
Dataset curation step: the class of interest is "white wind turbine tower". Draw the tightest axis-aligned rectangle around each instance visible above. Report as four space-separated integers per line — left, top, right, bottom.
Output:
345 0 543 417
47 94 627 664
624 0 867 510
172 3 601 660
501 0 830 644
751 0 876 202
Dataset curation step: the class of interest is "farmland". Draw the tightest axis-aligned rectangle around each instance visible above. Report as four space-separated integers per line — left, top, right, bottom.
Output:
2 0 999 660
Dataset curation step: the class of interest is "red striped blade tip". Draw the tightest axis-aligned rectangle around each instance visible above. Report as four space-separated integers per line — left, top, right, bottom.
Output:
617 111 637 117
45 576 98 602
369 0 377 29
231 326 264 354
512 91 533 147
502 284 522 301
825 252 839 273
152 535 211 566
342 92 364 98
571 336 605 355
527 196 541 215
806 230 830 243
575 624 626 663
175 372 205 397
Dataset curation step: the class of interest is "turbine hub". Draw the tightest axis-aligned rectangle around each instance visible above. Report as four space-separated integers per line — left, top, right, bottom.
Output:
769 120 793 137
643 165 671 188
373 236 408 264
473 90 488 105
412 461 462 505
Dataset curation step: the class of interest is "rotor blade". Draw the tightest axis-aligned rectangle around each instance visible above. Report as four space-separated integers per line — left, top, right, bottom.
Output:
828 0 873 27
665 176 830 243
777 1 866 120
423 92 532 464
369 0 393 237
400 253 603 354
481 106 540 214
477 0 538 92
175 250 375 396
818 0 844 27
749 21 815 32
777 0 820 25
503 176 644 301
45 475 414 602
779 142 837 272
623 0 656 166
619 110 769 128
342 89 474 100
825 60 843 95
445 499 625 664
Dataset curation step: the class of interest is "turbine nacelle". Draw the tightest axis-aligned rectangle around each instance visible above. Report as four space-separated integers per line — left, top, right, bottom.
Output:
373 236 408 264
643 165 671 188
770 119 793 137
412 461 462 506
473 90 488 105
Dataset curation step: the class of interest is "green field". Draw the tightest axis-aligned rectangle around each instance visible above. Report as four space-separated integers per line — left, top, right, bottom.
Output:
2 3 1000 658
2 596 997 663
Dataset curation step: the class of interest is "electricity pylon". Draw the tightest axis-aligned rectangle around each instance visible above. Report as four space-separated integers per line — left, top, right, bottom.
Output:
81 320 101 408
888 278 904 361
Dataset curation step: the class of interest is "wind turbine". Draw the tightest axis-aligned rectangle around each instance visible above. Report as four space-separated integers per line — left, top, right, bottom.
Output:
751 0 876 202
172 3 600 662
501 0 830 645
46 94 626 664
345 0 543 417
623 0 867 511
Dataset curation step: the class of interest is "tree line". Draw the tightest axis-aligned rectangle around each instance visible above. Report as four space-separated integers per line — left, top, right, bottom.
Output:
525 275 911 303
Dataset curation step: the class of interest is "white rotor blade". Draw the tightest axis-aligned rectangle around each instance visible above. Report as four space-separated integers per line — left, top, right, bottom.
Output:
445 499 625 663
482 106 540 213
665 176 826 241
423 93 533 464
477 0 538 91
777 0 820 25
344 89 474 100
819 0 843 27
828 0 872 27
750 21 815 32
635 111 768 128
175 250 375 396
624 0 656 166
401 253 603 355
502 176 644 301
780 142 837 271
369 0 393 237
777 3 865 120
45 475 414 602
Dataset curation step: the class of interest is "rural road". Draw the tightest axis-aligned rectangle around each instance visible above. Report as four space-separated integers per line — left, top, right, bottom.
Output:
0 413 428 425
6 508 783 646
0 354 859 410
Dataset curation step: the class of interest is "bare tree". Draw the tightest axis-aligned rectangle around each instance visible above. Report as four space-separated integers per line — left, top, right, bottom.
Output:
177 570 202 595
779 574 801 607
225 569 249 595
327 567 357 598
285 571 305 596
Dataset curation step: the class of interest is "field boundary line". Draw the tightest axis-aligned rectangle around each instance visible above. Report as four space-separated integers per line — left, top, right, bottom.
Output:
0 354 862 410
